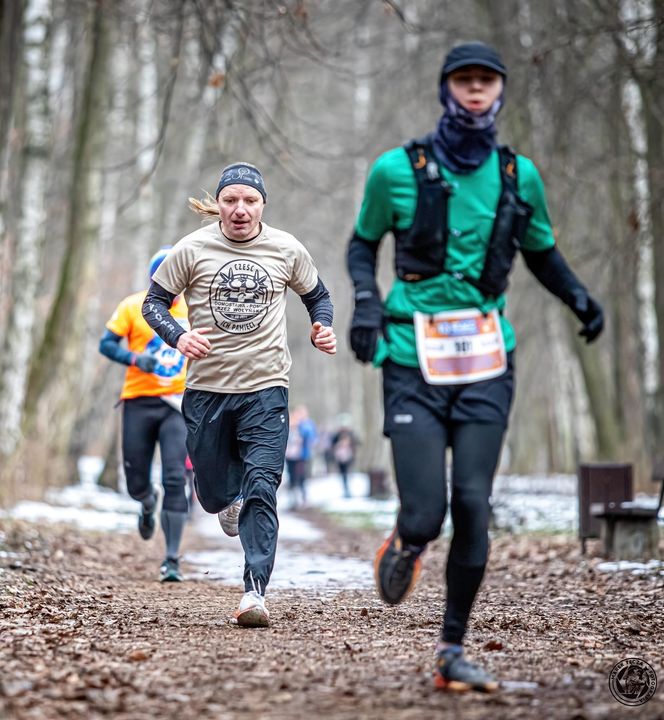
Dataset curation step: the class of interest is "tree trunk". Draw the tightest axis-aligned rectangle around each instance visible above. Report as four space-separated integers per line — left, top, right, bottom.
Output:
0 0 24 180
608 79 649 488
640 64 664 453
97 421 120 491
568 321 622 460
21 0 111 462
0 1 51 457
0 0 25 333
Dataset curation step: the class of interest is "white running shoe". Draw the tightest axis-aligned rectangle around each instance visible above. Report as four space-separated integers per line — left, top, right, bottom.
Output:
218 495 243 537
234 590 269 627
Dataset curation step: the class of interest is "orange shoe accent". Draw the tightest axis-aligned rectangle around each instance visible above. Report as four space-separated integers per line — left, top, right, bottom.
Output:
433 670 498 693
373 529 423 604
373 529 397 575
433 672 470 693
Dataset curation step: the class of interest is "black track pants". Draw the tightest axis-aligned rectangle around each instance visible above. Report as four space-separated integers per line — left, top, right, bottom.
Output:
182 386 289 593
122 397 188 513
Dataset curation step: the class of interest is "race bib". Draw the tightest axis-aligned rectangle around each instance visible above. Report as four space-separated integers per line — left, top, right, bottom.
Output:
414 308 507 385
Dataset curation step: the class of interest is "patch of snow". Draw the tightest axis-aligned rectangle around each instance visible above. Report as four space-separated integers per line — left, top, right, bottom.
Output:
500 681 539 691
195 508 323 543
491 493 577 533
278 513 324 541
1 466 139 533
287 473 397 531
11 462 656 540
493 473 577 495
4 500 136 533
45 483 137 515
77 455 105 488
189 507 374 589
184 544 372 591
5 461 661 587
595 560 664 576
301 472 580 534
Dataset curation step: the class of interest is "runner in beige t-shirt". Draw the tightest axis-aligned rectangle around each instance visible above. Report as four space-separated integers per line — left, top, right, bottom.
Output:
142 162 336 627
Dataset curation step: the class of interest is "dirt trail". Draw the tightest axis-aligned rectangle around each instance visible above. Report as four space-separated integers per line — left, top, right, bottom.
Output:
1 510 663 720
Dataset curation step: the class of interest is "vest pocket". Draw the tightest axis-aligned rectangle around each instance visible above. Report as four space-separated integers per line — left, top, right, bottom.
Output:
477 192 533 297
395 178 450 282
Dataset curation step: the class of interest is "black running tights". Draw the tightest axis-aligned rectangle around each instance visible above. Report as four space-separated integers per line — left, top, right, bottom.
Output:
390 422 505 645
122 397 188 513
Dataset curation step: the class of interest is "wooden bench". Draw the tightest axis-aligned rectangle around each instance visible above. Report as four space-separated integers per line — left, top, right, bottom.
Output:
591 464 664 561
578 463 633 554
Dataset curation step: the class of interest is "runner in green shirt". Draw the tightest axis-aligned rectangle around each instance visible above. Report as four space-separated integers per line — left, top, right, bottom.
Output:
347 42 603 692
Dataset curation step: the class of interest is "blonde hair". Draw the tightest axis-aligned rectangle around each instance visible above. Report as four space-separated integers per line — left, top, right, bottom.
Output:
188 191 219 218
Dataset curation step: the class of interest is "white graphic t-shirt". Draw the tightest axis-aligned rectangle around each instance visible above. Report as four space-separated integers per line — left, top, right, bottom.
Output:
153 220 318 393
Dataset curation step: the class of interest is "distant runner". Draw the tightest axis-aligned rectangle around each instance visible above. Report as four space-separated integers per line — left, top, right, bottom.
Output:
99 247 189 582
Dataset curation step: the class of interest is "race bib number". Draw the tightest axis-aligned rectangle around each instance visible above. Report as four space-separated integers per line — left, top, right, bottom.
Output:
414 308 507 385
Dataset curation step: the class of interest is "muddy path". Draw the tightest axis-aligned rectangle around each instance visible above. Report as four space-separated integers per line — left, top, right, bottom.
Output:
1 509 663 720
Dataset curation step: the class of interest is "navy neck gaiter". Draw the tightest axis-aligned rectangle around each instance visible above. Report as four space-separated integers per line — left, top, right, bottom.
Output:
432 83 503 175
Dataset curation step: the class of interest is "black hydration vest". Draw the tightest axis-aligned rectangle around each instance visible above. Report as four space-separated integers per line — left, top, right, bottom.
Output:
393 135 534 298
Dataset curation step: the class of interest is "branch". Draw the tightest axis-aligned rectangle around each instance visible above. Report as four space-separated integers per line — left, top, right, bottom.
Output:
117 1 186 215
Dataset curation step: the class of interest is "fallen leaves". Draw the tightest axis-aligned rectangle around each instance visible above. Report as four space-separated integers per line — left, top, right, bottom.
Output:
483 639 504 652
126 649 150 662
0 518 662 720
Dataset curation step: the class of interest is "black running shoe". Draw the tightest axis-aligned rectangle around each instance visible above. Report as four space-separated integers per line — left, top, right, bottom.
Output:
138 505 156 540
159 557 183 583
433 646 498 693
374 528 423 605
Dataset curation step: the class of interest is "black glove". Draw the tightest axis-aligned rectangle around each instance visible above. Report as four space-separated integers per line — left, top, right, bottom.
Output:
349 290 383 364
350 327 379 364
134 353 159 373
570 289 604 343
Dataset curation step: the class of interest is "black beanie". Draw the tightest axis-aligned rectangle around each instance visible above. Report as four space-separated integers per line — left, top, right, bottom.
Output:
215 162 267 202
440 42 507 82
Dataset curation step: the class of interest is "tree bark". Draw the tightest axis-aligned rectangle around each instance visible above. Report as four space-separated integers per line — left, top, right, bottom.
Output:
638 17 664 451
608 77 649 488
22 0 111 453
0 0 24 180
0 1 50 456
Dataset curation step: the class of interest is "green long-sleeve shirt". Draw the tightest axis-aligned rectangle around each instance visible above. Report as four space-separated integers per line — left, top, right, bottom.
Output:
354 146 556 367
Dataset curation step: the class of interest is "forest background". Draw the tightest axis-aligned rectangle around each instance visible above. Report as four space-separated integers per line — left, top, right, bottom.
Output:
1 0 664 501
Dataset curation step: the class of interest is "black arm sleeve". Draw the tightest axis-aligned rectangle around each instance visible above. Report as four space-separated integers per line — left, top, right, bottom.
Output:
521 246 587 308
99 329 134 366
142 281 186 348
299 276 334 327
347 232 381 300
347 232 384 330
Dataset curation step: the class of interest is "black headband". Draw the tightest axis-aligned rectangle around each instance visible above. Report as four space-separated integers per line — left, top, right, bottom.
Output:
215 162 267 202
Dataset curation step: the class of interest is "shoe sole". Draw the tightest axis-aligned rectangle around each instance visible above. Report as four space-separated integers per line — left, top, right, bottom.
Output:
373 529 422 605
433 674 499 693
219 523 239 537
139 490 160 540
234 606 269 628
160 573 183 583
218 512 239 537
138 518 156 540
